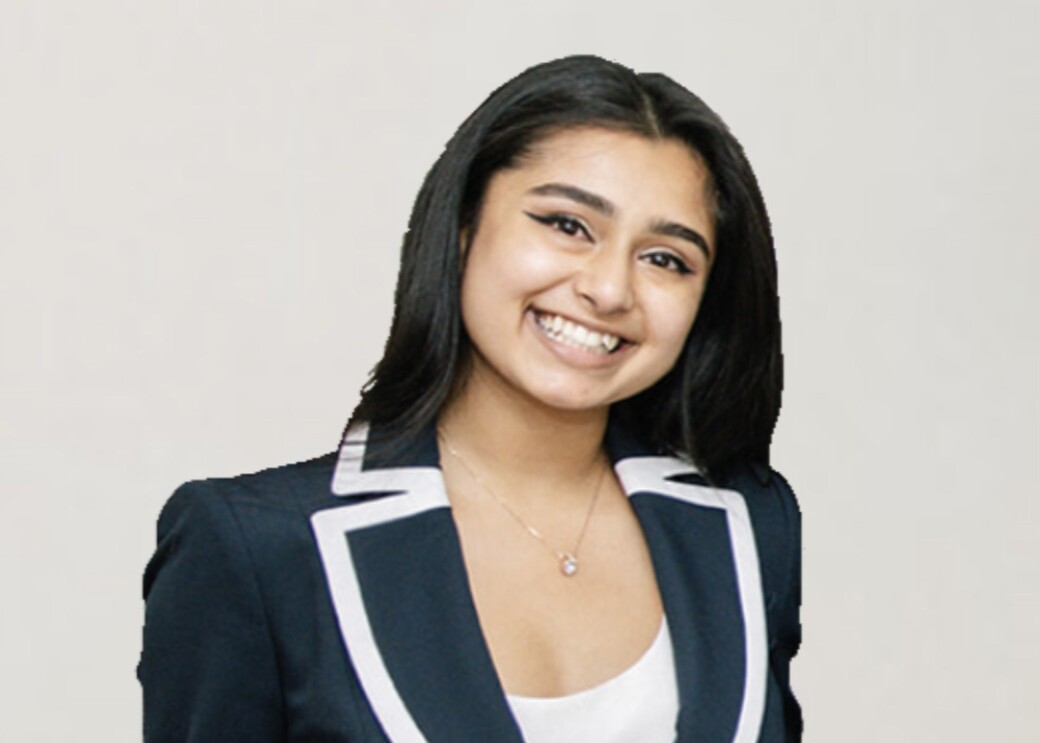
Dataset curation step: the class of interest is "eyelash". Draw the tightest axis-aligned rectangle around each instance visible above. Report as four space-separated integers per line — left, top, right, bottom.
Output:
641 250 693 275
525 211 590 239
525 211 694 276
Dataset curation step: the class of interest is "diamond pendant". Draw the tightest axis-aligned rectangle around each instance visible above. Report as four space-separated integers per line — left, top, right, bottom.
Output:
560 554 579 577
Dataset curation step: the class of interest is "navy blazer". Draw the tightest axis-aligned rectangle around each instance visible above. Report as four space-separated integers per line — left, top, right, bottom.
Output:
140 421 801 742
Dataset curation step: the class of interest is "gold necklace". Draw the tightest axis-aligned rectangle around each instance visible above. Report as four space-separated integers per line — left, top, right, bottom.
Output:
438 429 608 577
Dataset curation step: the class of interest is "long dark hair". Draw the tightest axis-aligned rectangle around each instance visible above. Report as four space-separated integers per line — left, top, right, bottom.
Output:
350 55 782 477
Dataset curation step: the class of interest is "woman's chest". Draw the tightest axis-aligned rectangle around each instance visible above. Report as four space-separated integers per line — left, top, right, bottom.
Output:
450 485 666 698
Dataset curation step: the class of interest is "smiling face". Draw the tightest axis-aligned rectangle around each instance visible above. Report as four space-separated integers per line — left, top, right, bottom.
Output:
458 126 716 416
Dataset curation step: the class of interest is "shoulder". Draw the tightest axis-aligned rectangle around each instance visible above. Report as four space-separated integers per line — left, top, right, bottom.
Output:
717 462 801 618
719 462 800 552
141 456 341 740
157 452 339 531
146 453 341 592
163 451 339 513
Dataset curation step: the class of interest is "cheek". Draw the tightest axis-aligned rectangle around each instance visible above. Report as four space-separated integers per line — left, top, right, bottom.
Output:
465 235 564 300
650 292 704 357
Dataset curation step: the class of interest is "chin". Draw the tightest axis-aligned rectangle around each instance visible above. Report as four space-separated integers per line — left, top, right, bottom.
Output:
523 382 621 414
542 397 608 413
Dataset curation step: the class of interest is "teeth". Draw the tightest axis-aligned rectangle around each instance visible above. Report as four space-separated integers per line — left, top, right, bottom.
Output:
534 312 621 354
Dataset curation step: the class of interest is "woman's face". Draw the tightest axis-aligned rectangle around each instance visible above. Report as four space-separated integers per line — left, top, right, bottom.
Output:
459 126 716 415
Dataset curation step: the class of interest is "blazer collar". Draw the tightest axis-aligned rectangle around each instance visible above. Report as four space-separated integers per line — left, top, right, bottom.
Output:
312 420 768 743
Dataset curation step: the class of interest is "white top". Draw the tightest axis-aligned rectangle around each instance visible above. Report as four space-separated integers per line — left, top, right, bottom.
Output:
506 618 680 742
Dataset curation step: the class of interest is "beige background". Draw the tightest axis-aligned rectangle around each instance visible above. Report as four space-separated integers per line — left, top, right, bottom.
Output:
1 1 1037 741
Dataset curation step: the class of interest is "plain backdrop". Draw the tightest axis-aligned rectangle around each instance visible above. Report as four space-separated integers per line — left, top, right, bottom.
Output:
1 1 1037 741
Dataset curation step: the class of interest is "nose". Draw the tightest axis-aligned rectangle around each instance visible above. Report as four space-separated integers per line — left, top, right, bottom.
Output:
573 248 635 315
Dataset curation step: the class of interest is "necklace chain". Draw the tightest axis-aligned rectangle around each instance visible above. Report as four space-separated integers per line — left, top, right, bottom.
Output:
438 429 607 577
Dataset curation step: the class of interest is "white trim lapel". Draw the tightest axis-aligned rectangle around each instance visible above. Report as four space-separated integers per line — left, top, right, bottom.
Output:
312 421 769 743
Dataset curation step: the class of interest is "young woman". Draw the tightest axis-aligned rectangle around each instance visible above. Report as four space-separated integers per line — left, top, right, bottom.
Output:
140 55 801 742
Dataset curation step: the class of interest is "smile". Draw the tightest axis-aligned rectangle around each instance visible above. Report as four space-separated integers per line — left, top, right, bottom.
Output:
533 311 623 354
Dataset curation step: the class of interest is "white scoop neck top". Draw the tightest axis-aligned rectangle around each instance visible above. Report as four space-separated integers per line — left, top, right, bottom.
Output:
506 617 679 742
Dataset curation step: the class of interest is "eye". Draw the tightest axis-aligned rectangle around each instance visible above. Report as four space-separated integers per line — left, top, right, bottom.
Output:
524 212 591 240
641 250 693 275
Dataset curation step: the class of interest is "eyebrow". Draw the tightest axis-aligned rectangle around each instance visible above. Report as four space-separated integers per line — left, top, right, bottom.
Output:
648 218 711 259
529 182 615 217
527 182 712 259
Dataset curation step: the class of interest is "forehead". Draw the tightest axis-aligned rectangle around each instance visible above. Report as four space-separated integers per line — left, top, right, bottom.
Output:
490 127 715 227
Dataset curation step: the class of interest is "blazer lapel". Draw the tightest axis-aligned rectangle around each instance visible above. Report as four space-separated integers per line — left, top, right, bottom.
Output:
606 426 769 743
313 421 768 743
312 421 524 743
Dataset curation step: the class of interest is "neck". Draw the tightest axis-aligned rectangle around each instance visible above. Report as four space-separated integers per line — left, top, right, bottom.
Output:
437 367 609 492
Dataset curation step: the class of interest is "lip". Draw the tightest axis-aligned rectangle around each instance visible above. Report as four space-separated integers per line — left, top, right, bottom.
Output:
525 309 634 370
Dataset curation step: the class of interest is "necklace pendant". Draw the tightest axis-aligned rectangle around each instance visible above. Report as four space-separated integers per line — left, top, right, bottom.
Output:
560 554 579 577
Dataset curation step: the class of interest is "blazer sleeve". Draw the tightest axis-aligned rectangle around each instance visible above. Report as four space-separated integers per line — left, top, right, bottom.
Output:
139 481 286 742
